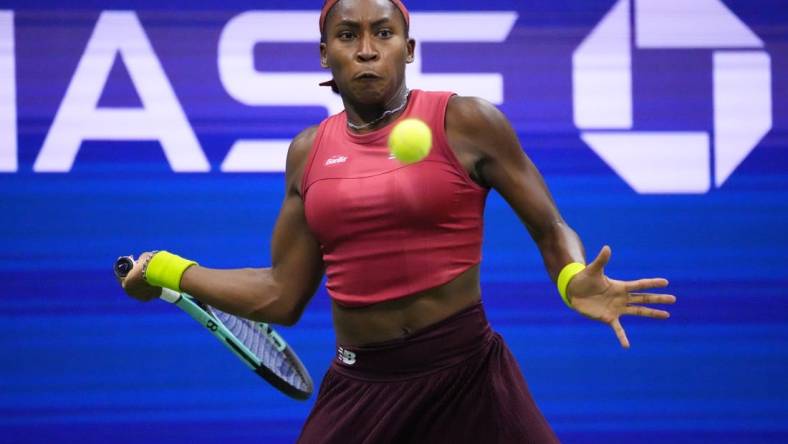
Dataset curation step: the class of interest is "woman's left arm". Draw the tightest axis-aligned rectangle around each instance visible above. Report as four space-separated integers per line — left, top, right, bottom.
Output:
445 96 676 348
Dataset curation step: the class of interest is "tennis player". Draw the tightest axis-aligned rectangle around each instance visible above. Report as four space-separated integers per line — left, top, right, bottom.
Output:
119 0 677 442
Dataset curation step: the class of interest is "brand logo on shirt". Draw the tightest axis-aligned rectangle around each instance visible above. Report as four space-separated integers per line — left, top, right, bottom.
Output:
337 346 357 365
325 155 348 166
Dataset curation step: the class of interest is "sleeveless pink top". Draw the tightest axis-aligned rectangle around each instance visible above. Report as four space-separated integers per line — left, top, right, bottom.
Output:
302 90 489 307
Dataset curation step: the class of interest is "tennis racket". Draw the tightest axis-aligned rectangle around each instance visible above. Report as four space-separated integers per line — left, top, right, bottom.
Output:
114 256 313 400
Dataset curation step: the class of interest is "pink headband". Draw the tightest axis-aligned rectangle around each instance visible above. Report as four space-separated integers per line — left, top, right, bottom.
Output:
319 0 410 35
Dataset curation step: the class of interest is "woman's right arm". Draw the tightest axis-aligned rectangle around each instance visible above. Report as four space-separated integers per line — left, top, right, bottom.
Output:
120 126 325 326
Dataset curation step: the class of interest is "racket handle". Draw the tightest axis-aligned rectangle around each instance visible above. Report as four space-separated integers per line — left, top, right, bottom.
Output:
160 288 181 303
114 256 135 279
114 255 182 303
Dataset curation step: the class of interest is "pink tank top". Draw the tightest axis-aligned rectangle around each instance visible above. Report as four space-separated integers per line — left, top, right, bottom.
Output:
302 90 489 307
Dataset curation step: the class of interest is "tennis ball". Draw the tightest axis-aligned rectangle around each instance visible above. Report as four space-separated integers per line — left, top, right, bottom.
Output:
389 118 432 164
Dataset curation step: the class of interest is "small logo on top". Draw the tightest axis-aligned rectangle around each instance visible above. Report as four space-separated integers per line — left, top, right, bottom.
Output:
325 155 348 166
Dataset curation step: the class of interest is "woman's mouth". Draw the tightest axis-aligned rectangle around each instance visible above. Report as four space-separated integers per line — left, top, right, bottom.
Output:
354 71 382 80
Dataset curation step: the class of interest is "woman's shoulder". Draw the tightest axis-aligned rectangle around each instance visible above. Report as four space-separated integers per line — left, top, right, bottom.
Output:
288 125 320 166
446 95 508 131
285 125 320 193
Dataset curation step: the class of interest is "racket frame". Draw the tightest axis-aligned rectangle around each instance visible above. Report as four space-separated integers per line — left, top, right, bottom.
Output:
159 288 313 400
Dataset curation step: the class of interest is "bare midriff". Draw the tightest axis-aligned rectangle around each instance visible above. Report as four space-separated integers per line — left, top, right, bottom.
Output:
331 264 482 346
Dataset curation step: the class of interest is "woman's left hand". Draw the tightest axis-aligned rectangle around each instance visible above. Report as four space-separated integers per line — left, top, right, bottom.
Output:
566 246 677 348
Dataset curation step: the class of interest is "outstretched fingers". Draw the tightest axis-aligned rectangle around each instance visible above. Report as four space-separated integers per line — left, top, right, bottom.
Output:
623 305 671 319
626 278 669 292
586 245 612 275
629 293 677 305
611 318 630 349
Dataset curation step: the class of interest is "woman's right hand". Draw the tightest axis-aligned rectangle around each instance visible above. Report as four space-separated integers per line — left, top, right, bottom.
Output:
117 251 162 302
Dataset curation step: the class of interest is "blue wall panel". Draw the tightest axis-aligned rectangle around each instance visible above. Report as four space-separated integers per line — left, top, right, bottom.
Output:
1 1 787 442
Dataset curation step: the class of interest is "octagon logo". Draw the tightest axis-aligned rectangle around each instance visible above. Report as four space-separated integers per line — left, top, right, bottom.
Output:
573 0 772 194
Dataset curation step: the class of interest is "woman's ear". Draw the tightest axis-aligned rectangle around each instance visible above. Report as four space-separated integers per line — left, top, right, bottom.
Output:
320 42 329 68
406 38 416 64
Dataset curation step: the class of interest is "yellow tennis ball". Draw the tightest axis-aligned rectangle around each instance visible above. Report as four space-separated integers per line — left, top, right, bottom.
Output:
389 118 432 164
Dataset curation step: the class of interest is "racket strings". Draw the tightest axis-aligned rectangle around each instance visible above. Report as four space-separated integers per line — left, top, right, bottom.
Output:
210 308 310 391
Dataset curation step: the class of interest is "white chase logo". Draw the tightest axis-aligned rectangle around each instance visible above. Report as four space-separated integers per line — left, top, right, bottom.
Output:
337 346 356 365
572 0 772 194
324 155 348 166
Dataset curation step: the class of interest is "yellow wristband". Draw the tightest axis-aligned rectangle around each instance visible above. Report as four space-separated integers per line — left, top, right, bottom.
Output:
557 262 586 308
143 251 197 292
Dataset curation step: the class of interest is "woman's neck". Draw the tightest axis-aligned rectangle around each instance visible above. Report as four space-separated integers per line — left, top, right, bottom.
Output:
344 85 410 132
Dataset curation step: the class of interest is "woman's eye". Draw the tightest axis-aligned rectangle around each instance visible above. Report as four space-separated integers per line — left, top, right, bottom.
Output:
378 29 392 38
338 31 354 40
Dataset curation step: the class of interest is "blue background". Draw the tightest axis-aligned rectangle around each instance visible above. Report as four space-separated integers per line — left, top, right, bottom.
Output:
2 0 787 443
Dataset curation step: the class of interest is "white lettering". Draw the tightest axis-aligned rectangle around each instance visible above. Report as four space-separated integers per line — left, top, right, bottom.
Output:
324 155 347 166
218 12 342 114
34 11 209 172
217 12 341 172
0 11 16 172
218 11 517 172
220 140 291 172
407 12 517 104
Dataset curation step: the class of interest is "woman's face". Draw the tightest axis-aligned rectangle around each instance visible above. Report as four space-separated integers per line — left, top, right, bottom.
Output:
320 0 414 105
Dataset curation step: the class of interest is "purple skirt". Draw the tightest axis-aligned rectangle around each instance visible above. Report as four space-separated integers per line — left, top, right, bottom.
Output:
297 302 559 444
